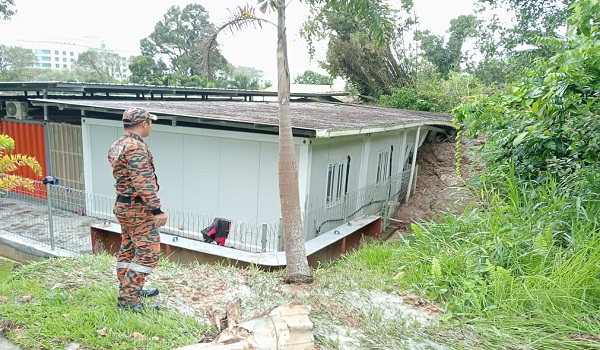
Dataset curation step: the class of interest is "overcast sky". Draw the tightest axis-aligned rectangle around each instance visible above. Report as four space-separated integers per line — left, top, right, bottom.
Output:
0 0 475 82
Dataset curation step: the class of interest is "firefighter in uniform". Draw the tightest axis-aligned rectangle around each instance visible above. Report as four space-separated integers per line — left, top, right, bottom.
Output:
108 107 168 312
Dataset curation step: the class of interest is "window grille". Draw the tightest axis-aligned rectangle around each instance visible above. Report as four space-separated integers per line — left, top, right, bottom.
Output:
326 159 347 207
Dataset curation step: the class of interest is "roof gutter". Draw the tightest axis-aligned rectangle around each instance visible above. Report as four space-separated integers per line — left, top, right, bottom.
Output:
315 120 455 138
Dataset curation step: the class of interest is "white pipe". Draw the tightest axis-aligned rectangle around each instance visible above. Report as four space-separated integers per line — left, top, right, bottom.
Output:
406 126 421 203
316 120 453 138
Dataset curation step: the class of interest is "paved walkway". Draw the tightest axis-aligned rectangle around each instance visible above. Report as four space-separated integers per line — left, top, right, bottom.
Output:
0 334 20 349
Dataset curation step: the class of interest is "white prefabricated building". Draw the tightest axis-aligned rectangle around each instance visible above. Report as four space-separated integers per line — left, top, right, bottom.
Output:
32 98 453 240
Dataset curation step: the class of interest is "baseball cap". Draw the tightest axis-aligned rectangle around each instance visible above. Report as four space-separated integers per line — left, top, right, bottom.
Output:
122 107 158 125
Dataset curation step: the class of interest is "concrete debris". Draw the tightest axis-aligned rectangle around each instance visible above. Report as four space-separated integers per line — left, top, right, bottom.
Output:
177 302 314 350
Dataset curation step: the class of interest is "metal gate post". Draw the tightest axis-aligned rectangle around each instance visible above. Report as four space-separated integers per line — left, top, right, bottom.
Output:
261 223 268 253
383 176 392 230
277 217 284 252
43 176 59 251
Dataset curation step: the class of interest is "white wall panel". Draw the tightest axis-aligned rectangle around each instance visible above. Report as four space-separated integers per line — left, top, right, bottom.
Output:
83 118 290 225
84 122 121 198
181 134 222 216
218 139 261 223
256 142 281 224
146 131 184 211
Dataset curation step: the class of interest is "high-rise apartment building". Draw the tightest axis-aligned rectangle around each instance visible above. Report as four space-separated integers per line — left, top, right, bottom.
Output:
10 37 130 80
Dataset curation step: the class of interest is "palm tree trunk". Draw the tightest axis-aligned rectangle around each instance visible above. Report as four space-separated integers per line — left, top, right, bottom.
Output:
276 1 313 284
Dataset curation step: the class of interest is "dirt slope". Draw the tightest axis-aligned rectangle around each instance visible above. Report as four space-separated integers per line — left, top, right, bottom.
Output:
392 136 473 235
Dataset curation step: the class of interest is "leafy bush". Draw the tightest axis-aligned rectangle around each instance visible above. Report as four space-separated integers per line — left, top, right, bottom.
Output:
381 68 494 113
380 86 439 111
353 172 600 348
454 0 600 189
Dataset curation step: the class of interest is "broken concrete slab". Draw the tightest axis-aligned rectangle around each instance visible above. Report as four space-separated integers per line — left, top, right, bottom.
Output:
177 302 314 350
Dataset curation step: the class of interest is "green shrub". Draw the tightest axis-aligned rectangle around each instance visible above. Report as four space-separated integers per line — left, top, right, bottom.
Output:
391 173 600 346
381 69 495 113
454 0 600 189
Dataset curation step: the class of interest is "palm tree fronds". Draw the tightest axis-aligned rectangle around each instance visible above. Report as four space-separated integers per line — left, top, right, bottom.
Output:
0 134 42 194
0 154 42 176
0 134 15 153
201 4 274 80
0 174 35 194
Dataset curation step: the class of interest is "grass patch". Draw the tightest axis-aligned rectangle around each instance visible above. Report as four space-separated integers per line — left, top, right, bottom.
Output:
319 173 600 349
309 196 600 348
0 254 211 350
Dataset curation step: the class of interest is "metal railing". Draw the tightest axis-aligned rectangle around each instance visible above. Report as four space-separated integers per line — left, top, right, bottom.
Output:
303 165 413 240
0 164 414 255
0 181 96 254
0 180 282 254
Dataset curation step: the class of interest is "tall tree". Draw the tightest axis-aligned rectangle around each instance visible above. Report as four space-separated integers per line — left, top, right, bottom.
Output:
416 15 478 78
294 70 333 85
75 49 125 82
128 55 168 85
141 3 229 79
204 2 313 283
475 0 573 57
0 0 15 20
204 0 395 284
0 45 35 81
302 0 413 97
279 0 396 280
273 0 312 283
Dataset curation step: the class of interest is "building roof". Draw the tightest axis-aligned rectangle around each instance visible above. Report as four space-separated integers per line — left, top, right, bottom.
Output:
30 98 454 138
1 80 453 138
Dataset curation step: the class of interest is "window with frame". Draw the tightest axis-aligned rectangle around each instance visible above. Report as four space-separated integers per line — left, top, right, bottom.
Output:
376 151 390 184
326 159 347 207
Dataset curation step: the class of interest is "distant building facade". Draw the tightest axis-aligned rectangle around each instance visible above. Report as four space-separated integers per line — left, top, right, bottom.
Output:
11 37 130 80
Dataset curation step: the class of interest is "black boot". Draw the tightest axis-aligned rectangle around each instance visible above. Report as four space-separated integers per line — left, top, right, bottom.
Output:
117 302 160 313
140 287 159 298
